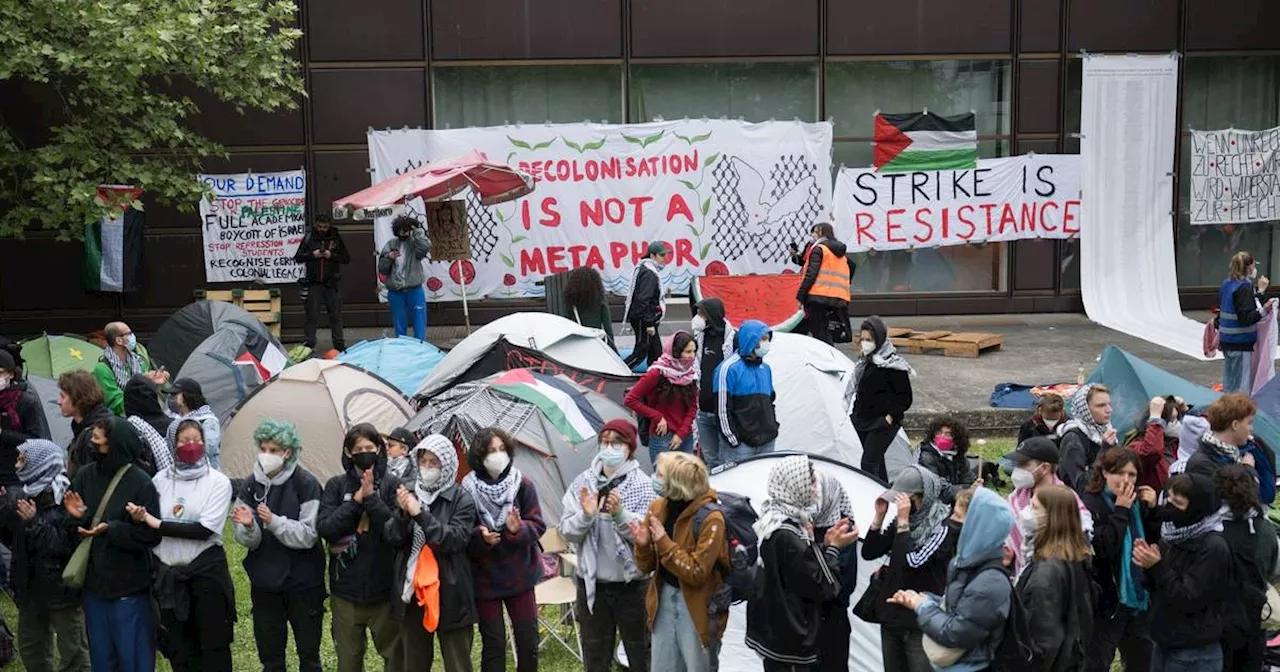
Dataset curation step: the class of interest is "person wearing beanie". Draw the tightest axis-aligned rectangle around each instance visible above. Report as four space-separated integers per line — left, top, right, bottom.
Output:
385 427 418 481
560 419 657 672
165 378 222 471
0 349 51 487
851 316 913 481
623 241 672 370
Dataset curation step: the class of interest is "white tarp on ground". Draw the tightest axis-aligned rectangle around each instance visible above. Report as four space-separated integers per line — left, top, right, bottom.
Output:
761 333 864 465
1079 54 1213 360
709 454 891 672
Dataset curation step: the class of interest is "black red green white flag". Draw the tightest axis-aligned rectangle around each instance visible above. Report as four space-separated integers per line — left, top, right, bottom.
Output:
83 185 145 293
873 112 978 172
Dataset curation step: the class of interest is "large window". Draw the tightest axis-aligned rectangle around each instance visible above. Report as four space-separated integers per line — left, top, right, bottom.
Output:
1175 56 1280 287
432 65 624 128
629 62 818 122
826 60 1012 293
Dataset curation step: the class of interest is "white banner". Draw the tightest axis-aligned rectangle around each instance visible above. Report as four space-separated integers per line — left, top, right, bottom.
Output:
1189 126 1280 225
366 120 833 301
833 154 1080 252
199 170 307 284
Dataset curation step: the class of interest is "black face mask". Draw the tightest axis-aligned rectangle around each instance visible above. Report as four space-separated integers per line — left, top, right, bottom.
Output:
1159 503 1196 527
351 452 378 472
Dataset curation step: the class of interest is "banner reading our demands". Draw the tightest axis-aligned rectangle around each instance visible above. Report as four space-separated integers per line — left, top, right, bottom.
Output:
1190 126 1280 225
367 120 832 302
199 170 307 283
833 154 1081 252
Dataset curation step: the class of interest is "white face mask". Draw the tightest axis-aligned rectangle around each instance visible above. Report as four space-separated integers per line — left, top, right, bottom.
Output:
860 340 876 356
1043 418 1060 430
1250 266 1259 279
419 467 442 488
258 452 285 476
754 341 771 358
1167 420 1183 437
483 451 511 478
1011 466 1037 490
690 315 707 335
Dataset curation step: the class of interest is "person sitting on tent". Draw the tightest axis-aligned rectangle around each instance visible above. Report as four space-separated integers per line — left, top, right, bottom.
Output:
560 266 616 351
851 316 914 482
165 379 222 471
0 349 51 487
1187 393 1276 505
92 321 166 416
559 418 656 672
915 415 979 504
1057 384 1118 494
1003 438 1094 578
378 215 432 342
231 418 326 672
384 433 477 672
1121 396 1187 494
384 427 417 481
294 213 352 354
623 241 670 371
125 419 235 671
712 319 779 464
1018 393 1066 445
316 424 401 672
462 427 546 672
795 223 855 346
691 298 734 470
58 371 113 477
625 331 699 465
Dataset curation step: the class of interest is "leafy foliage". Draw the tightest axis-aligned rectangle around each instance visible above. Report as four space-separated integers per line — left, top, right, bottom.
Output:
0 0 305 239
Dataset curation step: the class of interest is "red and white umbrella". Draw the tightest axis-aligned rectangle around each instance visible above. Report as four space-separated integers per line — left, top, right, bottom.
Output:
331 150 534 220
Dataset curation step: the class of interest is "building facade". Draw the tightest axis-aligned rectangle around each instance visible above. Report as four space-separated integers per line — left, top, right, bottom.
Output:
2 0 1278 336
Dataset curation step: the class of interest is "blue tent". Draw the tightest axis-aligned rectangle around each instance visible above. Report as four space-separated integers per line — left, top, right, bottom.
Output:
338 337 446 397
1086 345 1280 456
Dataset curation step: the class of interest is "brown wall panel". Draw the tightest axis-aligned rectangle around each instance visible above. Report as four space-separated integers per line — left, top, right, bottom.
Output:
1068 0 1178 52
0 239 119 313
827 0 1011 55
310 69 427 145
307 0 425 62
313 152 373 221
1187 0 1280 51
432 0 622 60
1016 60 1060 134
1014 138 1060 154
139 234 213 307
1020 0 1062 52
1013 240 1056 290
631 0 818 57
180 85 305 147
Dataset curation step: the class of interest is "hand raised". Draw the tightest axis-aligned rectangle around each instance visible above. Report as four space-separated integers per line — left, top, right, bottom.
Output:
506 507 522 535
579 487 598 517
15 499 36 522
894 493 912 526
256 503 274 526
648 515 667 542
63 492 87 520
232 504 254 527
631 518 651 546
1115 481 1136 508
78 522 108 537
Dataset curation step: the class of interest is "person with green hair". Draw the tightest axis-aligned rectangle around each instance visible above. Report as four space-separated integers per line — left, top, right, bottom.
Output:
231 418 326 672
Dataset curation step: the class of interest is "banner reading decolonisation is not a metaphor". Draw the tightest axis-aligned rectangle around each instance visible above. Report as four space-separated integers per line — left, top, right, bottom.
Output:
367 120 832 302
833 154 1081 252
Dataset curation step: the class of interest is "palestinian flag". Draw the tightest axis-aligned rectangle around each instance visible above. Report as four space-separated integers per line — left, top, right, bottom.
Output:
83 185 145 293
874 112 978 172
490 369 603 444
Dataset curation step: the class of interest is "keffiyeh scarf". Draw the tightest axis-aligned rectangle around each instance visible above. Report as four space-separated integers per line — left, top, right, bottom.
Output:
1200 432 1242 463
1161 505 1227 546
16 439 70 504
102 347 142 388
854 339 916 384
567 457 656 611
1057 384 1113 445
813 469 854 529
901 466 953 551
403 435 459 604
461 463 524 531
754 455 816 542
127 415 175 473
648 332 698 386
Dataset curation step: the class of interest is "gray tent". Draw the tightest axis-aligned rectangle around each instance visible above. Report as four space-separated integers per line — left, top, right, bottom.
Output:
175 316 288 421
28 376 72 447
406 371 638 526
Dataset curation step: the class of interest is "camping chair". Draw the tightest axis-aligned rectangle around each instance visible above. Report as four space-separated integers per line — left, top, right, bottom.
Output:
533 527 582 662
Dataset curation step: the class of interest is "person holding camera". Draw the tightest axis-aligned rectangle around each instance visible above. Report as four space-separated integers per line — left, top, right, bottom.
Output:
378 215 433 341
294 213 351 353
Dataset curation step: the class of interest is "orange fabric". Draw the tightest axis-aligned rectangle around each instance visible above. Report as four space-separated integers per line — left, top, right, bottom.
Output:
801 243 852 301
696 274 803 329
412 544 441 632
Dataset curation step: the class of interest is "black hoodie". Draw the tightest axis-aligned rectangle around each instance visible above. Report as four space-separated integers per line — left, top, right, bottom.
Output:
123 374 171 436
852 316 913 426
316 449 398 605
68 416 162 600
293 227 352 285
1146 474 1231 650
696 298 731 413
796 237 855 308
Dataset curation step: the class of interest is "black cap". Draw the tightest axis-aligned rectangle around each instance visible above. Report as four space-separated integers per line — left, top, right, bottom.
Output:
387 427 416 446
0 350 14 373
1001 436 1060 467
171 378 203 397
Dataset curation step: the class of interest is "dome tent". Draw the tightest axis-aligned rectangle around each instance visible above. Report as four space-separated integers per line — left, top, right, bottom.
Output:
177 320 289 422
149 300 281 373
761 332 864 466
338 336 446 396
406 369 636 526
221 360 413 482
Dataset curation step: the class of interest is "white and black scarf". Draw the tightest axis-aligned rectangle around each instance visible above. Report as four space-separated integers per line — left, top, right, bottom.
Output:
461 463 524 531
754 455 816 542
566 456 656 611
854 339 915 384
102 347 142 389
402 435 458 604
1057 383 1113 445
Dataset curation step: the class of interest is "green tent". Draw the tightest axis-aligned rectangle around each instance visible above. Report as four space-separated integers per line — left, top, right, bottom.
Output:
20 333 104 378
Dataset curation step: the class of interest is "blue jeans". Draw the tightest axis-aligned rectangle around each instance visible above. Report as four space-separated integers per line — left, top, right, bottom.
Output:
387 286 428 340
1223 349 1254 394
1151 643 1223 672
651 583 713 672
722 440 776 465
648 432 694 466
84 593 154 672
695 412 724 470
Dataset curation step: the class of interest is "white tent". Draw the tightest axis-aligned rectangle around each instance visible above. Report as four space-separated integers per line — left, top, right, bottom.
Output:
221 360 414 481
709 453 891 672
761 332 864 466
414 312 633 400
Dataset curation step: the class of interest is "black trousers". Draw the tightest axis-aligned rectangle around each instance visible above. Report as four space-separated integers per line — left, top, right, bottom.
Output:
574 579 650 672
303 280 345 350
160 573 235 672
1085 605 1152 672
250 587 326 672
855 419 898 482
816 601 851 672
802 303 834 345
1223 633 1265 672
624 320 661 369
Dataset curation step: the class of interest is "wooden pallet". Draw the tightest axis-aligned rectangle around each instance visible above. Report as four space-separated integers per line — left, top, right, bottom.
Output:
194 288 282 338
887 327 1002 358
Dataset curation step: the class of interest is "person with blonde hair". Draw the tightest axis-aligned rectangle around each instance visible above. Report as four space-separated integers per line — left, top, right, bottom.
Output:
1016 484 1095 672
1218 251 1272 393
632 452 727 672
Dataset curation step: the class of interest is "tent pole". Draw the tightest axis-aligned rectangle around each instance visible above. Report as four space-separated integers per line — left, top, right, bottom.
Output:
460 274 472 334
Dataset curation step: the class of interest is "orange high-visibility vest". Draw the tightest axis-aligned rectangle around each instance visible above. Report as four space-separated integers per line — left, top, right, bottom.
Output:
801 243 851 302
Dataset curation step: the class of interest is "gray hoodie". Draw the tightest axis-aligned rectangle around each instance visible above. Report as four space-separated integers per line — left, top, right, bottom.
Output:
377 228 432 291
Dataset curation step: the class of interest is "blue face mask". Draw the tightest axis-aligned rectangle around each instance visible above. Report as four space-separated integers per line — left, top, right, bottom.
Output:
652 475 666 496
123 334 137 352
598 444 627 467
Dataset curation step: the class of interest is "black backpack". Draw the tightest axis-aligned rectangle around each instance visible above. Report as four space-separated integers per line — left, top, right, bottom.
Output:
692 491 760 614
985 567 1038 672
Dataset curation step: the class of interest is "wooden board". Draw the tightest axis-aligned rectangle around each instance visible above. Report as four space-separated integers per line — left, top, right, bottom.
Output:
889 328 1002 358
193 289 283 338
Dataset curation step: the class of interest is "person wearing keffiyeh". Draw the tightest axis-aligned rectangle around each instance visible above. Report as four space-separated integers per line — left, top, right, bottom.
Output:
90 321 163 416
1057 383 1117 493
851 316 914 482
812 469 860 672
383 433 478 672
560 419 655 672
624 331 699 465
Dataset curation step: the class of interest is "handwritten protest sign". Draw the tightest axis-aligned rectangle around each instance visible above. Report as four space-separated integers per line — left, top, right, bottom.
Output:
368 120 832 301
1190 127 1280 225
833 154 1081 252
425 200 470 261
199 170 307 283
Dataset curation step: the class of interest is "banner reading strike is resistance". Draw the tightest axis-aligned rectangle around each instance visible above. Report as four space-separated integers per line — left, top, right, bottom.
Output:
833 154 1081 252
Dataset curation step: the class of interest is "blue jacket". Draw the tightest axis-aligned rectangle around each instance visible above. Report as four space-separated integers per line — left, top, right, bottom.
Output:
1219 277 1260 349
712 320 779 449
914 487 1015 672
